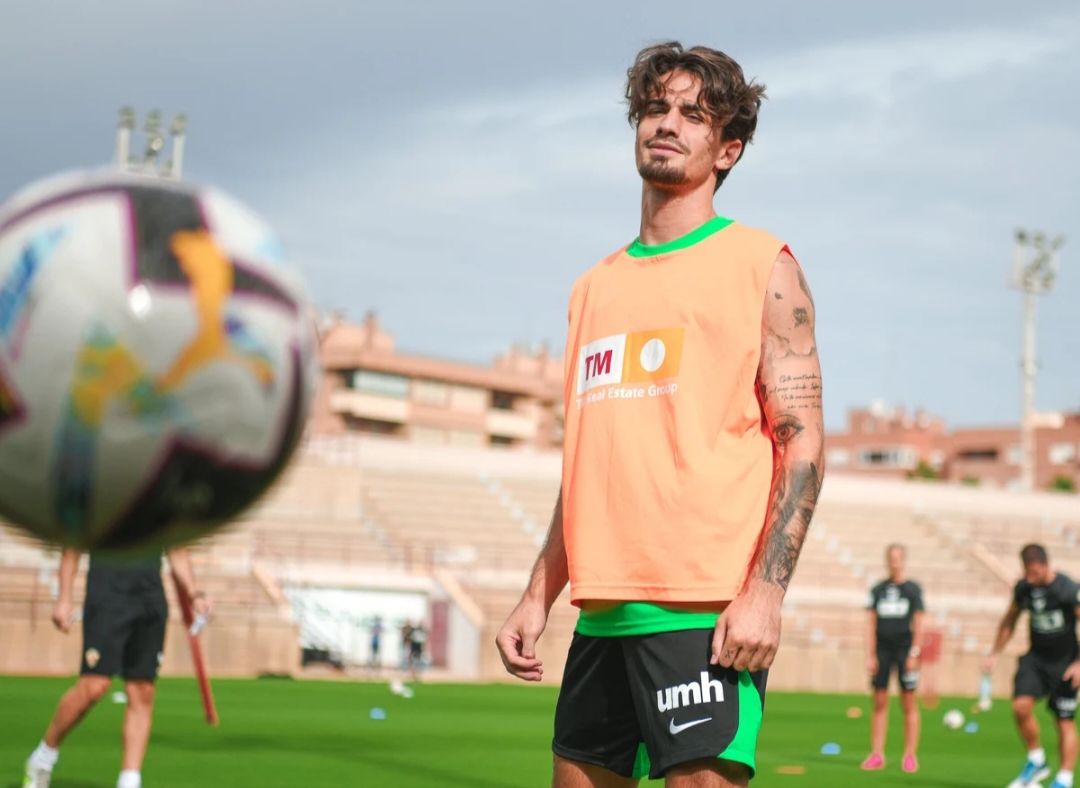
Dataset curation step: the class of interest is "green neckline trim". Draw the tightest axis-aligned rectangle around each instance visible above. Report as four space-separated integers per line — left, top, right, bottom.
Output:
625 215 733 258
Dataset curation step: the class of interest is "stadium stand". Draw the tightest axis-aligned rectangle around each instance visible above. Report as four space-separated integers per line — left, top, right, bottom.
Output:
3 435 1079 697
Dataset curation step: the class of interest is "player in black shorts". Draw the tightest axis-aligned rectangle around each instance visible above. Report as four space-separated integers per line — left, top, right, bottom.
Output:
22 546 211 788
861 544 924 773
985 544 1080 788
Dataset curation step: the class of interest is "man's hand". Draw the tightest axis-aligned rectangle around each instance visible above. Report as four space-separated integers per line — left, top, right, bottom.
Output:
904 654 920 675
982 652 999 675
867 654 879 676
712 582 783 673
1064 661 1080 690
192 592 213 621
495 599 548 682
51 598 75 633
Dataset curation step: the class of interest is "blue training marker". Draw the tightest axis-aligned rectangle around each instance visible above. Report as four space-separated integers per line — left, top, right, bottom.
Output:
964 722 979 733
369 707 387 720
820 743 841 755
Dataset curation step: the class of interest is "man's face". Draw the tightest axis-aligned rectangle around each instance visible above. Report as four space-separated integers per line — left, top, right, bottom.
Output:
635 70 741 193
1025 560 1051 586
887 548 905 577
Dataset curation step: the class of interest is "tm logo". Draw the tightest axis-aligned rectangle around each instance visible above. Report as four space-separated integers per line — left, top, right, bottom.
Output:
0 226 68 357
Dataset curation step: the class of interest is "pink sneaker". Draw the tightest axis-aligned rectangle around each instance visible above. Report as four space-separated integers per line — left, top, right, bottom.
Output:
861 753 885 770
902 754 919 773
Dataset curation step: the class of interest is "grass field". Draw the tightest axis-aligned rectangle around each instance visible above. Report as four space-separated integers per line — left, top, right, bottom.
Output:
0 676 1062 787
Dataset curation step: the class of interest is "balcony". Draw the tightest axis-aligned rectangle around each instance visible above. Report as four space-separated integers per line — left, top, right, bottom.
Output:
485 410 538 440
330 390 410 424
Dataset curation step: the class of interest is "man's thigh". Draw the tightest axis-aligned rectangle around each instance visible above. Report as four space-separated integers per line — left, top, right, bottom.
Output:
121 597 167 682
553 633 645 781
554 754 641 788
623 629 767 782
665 756 750 787
81 596 134 678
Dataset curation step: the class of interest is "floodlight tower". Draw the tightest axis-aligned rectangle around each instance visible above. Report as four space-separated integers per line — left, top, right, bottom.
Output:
1009 230 1065 491
113 107 188 179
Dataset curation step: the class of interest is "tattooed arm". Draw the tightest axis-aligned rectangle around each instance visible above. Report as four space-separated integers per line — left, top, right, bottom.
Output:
712 249 825 673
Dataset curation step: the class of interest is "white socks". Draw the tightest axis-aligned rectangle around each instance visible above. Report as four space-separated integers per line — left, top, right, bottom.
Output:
1056 770 1074 788
30 741 59 770
117 770 141 788
1029 748 1047 767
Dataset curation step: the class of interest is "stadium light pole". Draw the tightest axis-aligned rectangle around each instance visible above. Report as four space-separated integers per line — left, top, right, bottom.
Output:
115 107 136 172
1009 230 1065 492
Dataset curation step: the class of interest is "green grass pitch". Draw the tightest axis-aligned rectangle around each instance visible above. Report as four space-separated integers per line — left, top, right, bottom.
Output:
0 675 1063 786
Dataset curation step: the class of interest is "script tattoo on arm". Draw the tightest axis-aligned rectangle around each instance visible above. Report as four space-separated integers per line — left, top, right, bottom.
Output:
751 250 826 592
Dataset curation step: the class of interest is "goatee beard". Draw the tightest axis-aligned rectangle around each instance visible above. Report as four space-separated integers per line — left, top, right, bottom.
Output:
638 159 686 186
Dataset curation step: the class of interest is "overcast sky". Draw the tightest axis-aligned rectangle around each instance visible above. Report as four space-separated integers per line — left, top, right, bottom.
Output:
2 1 1078 430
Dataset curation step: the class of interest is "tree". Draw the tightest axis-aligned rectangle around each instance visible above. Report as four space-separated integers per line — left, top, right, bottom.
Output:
1050 475 1078 494
907 460 940 481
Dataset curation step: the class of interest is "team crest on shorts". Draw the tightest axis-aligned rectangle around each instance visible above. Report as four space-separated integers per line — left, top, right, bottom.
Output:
84 648 100 668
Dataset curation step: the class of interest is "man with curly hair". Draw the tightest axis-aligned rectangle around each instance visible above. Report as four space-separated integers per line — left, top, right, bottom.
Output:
497 42 825 787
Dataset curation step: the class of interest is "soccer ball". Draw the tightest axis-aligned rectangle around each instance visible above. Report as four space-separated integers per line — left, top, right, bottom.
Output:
943 709 965 730
0 170 318 551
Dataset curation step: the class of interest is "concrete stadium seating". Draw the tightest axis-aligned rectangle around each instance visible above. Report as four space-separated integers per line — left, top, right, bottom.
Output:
3 434 1079 695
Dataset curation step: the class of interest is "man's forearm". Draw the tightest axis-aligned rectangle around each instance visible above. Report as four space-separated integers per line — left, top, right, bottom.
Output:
749 448 823 593
57 548 81 602
167 548 199 599
522 491 569 611
990 622 1014 656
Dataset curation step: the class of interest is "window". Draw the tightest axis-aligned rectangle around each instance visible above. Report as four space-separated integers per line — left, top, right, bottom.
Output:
353 370 409 398
1049 442 1078 465
856 447 917 468
411 426 447 445
958 448 999 462
412 379 448 407
490 435 514 447
492 391 516 411
1007 445 1023 466
449 385 488 414
449 430 483 447
826 448 850 468
344 417 403 436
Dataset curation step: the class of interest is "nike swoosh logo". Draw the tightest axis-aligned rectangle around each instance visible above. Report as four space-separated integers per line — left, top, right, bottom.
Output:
669 716 712 735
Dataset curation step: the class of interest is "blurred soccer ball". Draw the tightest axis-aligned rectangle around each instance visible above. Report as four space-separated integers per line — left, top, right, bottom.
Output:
943 709 965 730
0 170 318 551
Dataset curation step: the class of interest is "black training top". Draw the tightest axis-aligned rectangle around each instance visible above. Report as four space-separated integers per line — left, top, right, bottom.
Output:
86 551 164 599
1015 573 1080 661
867 579 924 645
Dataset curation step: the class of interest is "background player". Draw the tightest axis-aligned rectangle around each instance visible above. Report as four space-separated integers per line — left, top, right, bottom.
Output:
984 544 1080 788
23 547 211 788
496 41 824 787
862 543 924 773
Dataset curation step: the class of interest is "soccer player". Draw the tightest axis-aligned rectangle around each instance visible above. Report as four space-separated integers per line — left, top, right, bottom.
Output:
985 544 1080 788
861 544 925 773
496 42 824 787
368 615 384 671
23 547 211 788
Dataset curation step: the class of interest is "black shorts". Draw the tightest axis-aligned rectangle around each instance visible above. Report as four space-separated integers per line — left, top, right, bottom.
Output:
81 591 168 682
553 629 767 781
873 640 918 692
1015 652 1079 720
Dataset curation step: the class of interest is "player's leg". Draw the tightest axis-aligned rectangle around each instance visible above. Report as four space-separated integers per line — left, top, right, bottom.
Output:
1047 676 1078 788
899 689 921 771
623 630 764 784
25 599 124 786
899 659 921 772
664 757 749 787
552 634 644 788
1010 655 1051 787
24 676 113 787
862 650 893 769
554 756 640 788
119 680 156 781
115 597 167 788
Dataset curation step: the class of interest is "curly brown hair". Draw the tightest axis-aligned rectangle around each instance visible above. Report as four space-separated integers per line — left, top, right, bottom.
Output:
626 41 767 191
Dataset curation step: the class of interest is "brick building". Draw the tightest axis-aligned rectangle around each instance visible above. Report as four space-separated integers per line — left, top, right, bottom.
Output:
311 312 564 449
826 402 1080 491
